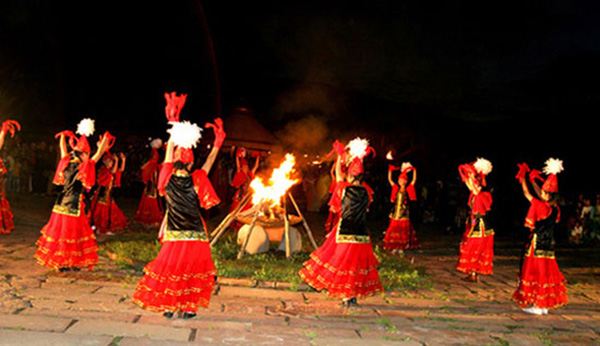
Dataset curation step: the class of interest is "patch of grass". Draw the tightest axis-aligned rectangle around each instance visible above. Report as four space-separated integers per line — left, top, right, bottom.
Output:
100 230 428 290
374 245 431 291
376 318 398 333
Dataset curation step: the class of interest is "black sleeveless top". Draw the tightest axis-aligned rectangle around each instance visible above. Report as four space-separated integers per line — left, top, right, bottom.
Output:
336 184 370 243
53 160 85 217
163 173 207 241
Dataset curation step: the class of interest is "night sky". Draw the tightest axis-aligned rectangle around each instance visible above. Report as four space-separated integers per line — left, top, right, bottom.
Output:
1 1 600 192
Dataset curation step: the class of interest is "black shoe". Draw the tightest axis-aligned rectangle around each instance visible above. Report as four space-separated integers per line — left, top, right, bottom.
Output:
58 267 71 273
182 312 196 320
347 297 358 308
70 267 81 272
163 311 174 319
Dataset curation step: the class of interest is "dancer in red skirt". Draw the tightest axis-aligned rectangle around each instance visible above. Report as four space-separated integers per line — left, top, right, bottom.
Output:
0 120 20 235
456 158 494 282
132 92 225 319
299 138 382 307
513 158 568 315
383 162 420 253
35 119 112 271
134 138 164 226
90 151 129 235
228 147 260 231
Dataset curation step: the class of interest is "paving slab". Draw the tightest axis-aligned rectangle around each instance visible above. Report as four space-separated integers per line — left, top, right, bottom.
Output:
0 329 113 346
64 319 192 342
0 313 74 332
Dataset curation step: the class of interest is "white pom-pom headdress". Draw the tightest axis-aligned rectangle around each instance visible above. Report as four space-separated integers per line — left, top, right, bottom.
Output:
473 157 493 176
543 158 564 175
401 162 413 172
346 137 370 160
542 158 563 193
167 121 203 149
76 118 95 137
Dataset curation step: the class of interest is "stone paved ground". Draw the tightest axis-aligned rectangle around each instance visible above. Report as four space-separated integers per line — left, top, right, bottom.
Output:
1 192 599 345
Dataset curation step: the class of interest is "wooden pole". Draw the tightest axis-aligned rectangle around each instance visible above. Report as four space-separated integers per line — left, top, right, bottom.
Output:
283 198 291 259
287 192 318 249
209 193 251 247
237 207 261 259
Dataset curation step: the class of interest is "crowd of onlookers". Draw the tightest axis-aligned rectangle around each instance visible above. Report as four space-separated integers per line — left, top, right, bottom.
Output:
1 139 59 195
566 193 600 245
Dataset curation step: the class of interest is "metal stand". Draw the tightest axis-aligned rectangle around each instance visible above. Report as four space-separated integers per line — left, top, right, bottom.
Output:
209 192 319 259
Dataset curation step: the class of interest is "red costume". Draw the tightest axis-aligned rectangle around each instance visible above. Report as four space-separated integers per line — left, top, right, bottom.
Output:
132 93 225 316
35 121 110 270
383 165 419 251
90 154 129 235
0 120 20 235
0 159 14 235
132 163 220 313
229 149 255 231
456 159 494 278
300 139 383 301
512 160 567 311
134 143 164 225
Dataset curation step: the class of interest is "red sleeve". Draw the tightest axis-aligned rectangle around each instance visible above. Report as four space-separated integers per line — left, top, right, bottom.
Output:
157 162 173 196
192 169 221 209
472 191 492 215
361 182 374 204
231 171 248 188
78 159 97 189
53 156 71 185
141 158 158 184
114 170 122 187
96 166 112 187
390 184 399 203
328 181 351 213
525 198 553 229
407 183 417 201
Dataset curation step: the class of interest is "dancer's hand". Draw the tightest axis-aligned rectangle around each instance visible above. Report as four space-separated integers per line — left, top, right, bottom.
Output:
205 117 225 148
1 120 21 137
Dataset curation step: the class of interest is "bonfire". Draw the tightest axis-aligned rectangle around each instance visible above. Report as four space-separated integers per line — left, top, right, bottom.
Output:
210 153 317 258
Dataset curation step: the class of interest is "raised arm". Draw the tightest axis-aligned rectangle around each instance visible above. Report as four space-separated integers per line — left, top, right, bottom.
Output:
91 133 112 163
119 153 126 172
0 129 5 150
387 167 395 186
251 154 260 175
201 118 225 174
110 156 119 174
335 155 343 183
521 177 534 202
410 168 417 186
164 140 175 164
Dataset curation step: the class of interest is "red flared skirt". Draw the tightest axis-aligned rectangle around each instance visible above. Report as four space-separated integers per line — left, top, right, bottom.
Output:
35 210 98 270
457 233 494 275
91 200 129 235
134 194 163 226
382 218 420 250
132 240 216 313
0 196 14 235
299 231 383 300
513 254 568 309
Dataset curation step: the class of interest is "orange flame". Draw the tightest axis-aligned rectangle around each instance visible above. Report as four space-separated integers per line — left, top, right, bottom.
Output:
386 150 394 160
250 153 299 206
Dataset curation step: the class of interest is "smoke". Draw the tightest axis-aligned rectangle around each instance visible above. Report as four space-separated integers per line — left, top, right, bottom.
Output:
275 115 330 155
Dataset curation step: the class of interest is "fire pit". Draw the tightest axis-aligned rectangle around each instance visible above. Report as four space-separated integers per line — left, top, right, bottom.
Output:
210 153 318 259
235 205 303 228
